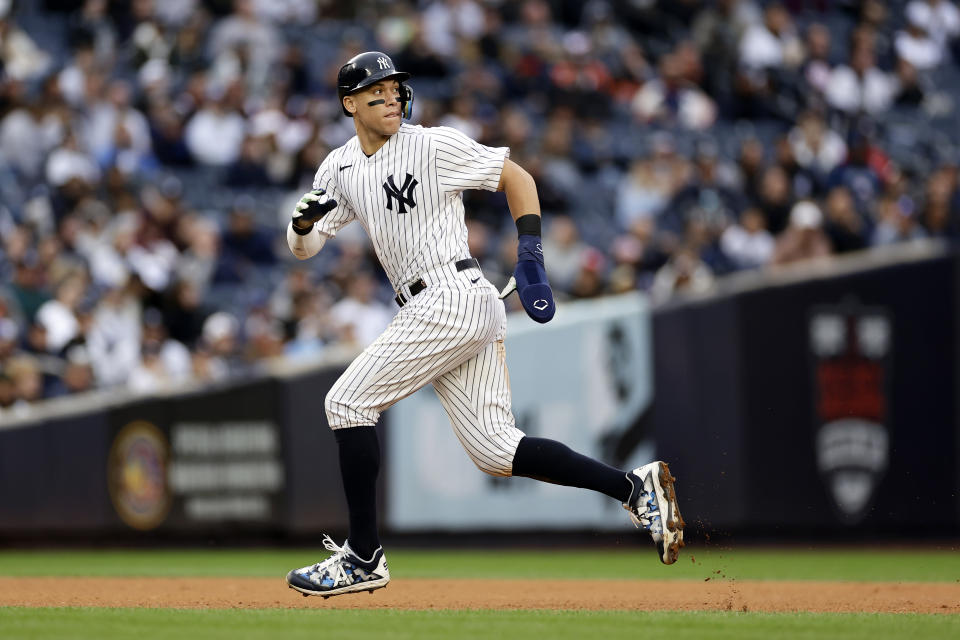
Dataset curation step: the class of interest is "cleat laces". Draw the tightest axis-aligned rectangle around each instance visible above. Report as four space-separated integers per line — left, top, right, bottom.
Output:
306 535 350 587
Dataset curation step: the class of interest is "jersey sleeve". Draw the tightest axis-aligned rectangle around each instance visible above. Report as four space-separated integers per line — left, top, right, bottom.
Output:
311 155 356 238
432 126 510 193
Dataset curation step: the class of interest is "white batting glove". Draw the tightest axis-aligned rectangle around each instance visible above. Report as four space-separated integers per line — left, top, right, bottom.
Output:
498 275 517 299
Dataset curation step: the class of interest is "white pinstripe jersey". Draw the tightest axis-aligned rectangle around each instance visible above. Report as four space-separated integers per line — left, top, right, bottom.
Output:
311 124 509 288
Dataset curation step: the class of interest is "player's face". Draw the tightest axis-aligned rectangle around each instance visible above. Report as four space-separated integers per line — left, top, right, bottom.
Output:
351 80 403 136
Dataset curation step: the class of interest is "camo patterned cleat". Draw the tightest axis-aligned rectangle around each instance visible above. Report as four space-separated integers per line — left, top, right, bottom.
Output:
286 535 390 598
624 461 685 565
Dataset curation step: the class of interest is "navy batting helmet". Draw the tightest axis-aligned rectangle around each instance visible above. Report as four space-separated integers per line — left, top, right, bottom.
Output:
337 51 413 119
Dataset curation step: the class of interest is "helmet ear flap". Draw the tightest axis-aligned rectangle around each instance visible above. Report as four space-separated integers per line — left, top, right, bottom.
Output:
400 83 414 119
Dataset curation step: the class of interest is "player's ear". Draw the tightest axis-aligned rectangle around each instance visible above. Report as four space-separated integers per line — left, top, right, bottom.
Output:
343 95 357 117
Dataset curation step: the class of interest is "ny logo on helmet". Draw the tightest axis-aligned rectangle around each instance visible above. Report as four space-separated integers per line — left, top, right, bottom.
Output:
377 57 391 70
383 173 418 213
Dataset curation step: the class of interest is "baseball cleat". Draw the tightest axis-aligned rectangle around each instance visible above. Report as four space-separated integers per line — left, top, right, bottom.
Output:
624 461 685 565
286 535 390 598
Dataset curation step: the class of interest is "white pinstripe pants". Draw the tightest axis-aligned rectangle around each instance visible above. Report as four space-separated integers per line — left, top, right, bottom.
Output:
324 261 526 476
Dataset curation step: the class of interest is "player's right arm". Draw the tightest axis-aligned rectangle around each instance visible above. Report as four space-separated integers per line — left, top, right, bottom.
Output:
495 158 555 323
286 156 356 260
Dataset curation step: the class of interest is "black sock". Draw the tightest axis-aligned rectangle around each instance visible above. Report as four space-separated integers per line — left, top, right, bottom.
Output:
333 426 380 559
511 436 633 502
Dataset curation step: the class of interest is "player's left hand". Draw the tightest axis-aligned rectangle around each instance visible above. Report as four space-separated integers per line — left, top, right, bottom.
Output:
292 189 337 231
501 235 555 323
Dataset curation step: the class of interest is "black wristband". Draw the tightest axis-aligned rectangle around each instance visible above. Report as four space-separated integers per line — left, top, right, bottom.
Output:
515 214 541 236
292 221 314 236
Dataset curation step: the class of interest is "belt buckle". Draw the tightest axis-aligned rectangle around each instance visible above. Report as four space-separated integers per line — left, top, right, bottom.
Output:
394 277 420 307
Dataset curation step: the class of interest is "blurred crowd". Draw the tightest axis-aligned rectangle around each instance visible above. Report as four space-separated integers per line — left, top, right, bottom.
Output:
3 0 960 415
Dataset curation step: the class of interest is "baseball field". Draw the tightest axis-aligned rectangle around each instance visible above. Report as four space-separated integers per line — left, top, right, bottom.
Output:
1 545 958 639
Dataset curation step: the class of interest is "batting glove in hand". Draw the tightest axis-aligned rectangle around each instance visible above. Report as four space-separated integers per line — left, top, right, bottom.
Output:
499 234 555 323
291 189 337 234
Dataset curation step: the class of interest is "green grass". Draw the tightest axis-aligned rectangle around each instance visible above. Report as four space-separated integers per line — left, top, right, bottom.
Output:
1 608 957 640
0 547 958 582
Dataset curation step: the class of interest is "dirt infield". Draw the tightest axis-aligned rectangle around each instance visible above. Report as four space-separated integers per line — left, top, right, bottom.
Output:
1 577 958 613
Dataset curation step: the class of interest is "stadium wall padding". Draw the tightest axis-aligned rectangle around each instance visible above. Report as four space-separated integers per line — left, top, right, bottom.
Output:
654 249 959 534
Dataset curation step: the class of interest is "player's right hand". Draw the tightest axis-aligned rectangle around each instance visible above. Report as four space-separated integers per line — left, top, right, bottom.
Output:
292 189 337 231
506 235 555 323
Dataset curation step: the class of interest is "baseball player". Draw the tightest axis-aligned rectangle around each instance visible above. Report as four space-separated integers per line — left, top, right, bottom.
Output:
285 52 684 598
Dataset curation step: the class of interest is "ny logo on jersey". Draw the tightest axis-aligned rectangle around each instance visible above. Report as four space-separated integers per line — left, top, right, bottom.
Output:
377 57 391 69
383 173 418 213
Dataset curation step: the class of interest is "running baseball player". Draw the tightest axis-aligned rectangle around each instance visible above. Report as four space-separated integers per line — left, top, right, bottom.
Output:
285 52 684 598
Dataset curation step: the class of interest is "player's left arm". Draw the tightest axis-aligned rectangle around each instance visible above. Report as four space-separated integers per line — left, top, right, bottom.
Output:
496 158 555 323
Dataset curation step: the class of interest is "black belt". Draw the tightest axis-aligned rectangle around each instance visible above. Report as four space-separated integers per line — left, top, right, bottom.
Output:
395 258 480 307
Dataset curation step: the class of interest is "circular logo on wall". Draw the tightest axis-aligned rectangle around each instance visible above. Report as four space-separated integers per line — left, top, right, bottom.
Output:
108 421 171 531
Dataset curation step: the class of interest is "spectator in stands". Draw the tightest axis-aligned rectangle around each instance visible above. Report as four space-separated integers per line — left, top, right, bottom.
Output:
893 58 927 107
897 7 944 71
0 4 52 81
542 215 589 294
650 245 716 303
801 22 834 97
184 84 246 166
86 80 154 175
774 133 816 200
772 200 832 265
757 164 794 235
7 253 49 325
421 0 485 58
45 130 101 192
663 140 743 235
538 108 583 202
568 247 608 299
735 2 805 120
200 310 243 377
242 297 285 361
822 185 869 254
549 30 614 117
920 167 960 238
825 38 897 116
4 354 44 415
720 206 775 269
86 279 142 387
788 110 847 179
328 272 393 348
0 88 53 181
217 198 277 281
0 371 14 414
827 125 886 212
734 135 768 206
141 306 191 380
631 51 716 130
128 340 173 393
162 279 207 348
252 0 317 25
152 0 200 28
34 271 86 355
282 287 330 361
615 133 688 230
691 0 756 115
45 344 94 397
207 0 281 95
127 212 179 294
872 193 928 245
904 0 960 60
225 135 273 187
738 2 803 72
